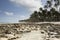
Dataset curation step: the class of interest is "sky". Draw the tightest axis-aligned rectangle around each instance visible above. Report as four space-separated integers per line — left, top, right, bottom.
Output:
0 0 47 23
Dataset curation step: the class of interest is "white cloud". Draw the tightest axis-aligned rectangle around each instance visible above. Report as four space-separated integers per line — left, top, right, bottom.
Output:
4 12 14 16
9 0 43 12
20 16 26 18
20 15 29 20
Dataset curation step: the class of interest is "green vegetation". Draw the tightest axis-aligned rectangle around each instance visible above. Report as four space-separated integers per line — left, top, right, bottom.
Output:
19 0 60 22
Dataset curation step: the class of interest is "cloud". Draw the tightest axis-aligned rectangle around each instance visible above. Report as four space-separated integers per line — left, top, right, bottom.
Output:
4 11 14 16
16 15 29 20
20 15 29 20
9 0 43 12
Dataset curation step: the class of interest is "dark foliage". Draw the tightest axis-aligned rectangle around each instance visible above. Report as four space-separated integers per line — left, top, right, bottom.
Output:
19 0 60 22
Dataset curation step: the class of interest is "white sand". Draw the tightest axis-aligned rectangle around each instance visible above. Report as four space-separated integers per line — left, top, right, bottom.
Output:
0 30 60 40
0 38 8 40
14 31 46 40
14 30 60 40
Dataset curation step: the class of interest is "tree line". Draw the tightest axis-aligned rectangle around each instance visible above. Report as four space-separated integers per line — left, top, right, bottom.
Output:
19 0 60 22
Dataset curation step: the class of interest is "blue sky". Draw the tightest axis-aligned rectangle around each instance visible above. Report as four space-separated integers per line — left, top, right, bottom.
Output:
0 0 46 23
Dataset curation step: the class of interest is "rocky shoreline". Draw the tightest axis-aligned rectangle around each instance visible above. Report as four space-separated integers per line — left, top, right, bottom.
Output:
0 23 60 40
